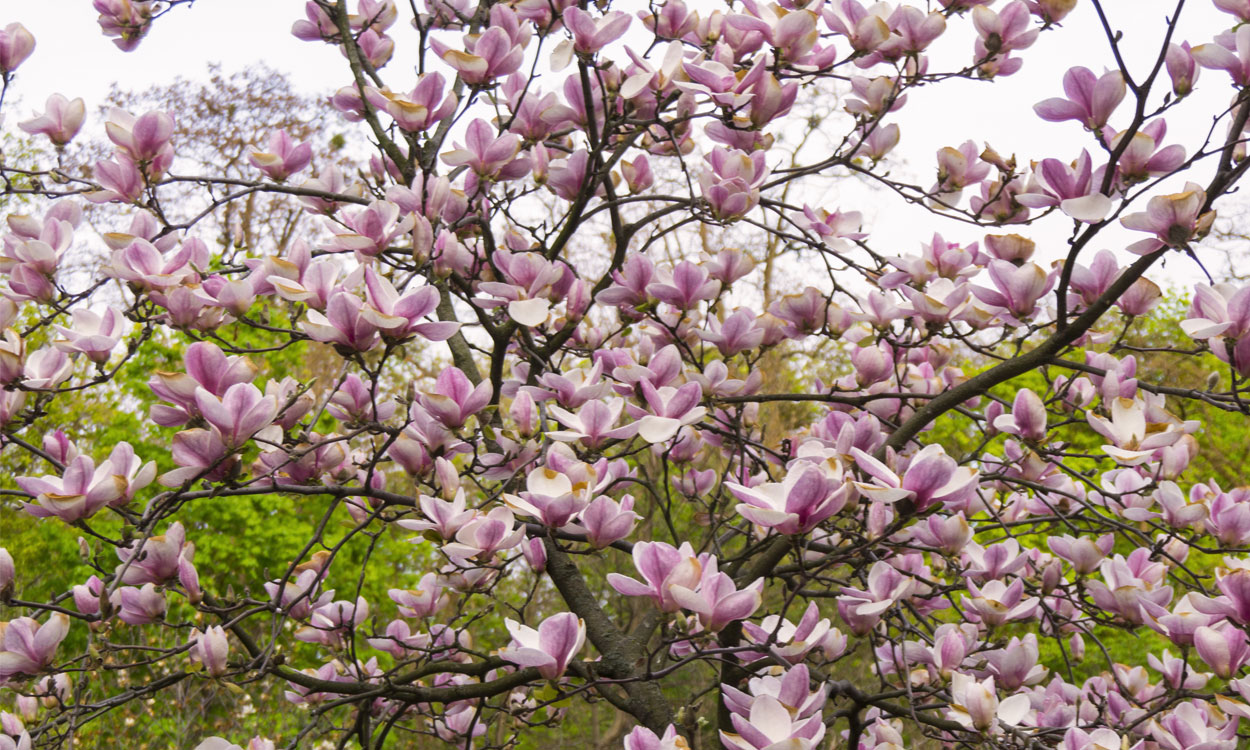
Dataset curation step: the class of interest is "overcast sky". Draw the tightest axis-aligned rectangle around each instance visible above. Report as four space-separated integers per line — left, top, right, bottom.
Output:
3 1 1243 289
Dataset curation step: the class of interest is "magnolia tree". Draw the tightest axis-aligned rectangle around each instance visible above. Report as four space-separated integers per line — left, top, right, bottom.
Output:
7 0 1250 748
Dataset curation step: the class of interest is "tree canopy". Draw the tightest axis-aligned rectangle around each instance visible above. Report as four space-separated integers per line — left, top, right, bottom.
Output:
5 1 1250 749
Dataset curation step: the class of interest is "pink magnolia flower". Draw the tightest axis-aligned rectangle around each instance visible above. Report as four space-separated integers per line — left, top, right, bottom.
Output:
726 464 850 535
326 373 396 424
845 75 906 120
1195 624 1250 679
608 541 703 612
0 391 26 430
115 583 167 625
1215 0 1250 21
110 237 203 291
961 539 1028 581
962 578 1039 626
354 27 394 67
1182 282 1250 374
1182 282 1250 340
295 598 369 649
148 341 257 426
623 726 689 750
972 1 1038 65
0 548 12 599
1115 276 1163 317
562 7 631 54
910 513 974 556
301 292 381 353
972 261 1055 320
94 0 155 51
1024 0 1076 23
1140 593 1220 648
619 155 654 194
852 122 900 161
161 428 233 486
475 250 571 327
700 148 768 221
271 255 342 310
631 380 706 443
297 166 365 214
115 521 198 595
0 615 69 681
669 556 763 633
499 612 585 679
946 672 1031 732
194 737 248 750
719 693 825 750
723 664 828 724
433 702 488 745
1166 42 1200 97
189 626 229 677
194 383 279 450
199 274 256 318
1047 534 1113 575
398 489 476 541
323 199 415 258
264 565 333 621
823 1 891 54
0 329 22 385
430 6 527 84
724 3 821 64
837 561 916 635
1207 488 1250 546
1087 549 1173 624
388 573 448 619
1018 151 1112 222
441 507 525 561
7 222 67 272
503 466 594 528
418 367 492 430
875 6 946 60
572 495 639 548
1120 182 1214 254
646 261 721 310
1149 701 1239 750
931 140 991 199
361 267 459 343
54 307 128 364
1151 649 1211 691
366 619 433 658
851 444 979 511
546 399 638 448
984 633 1046 690
70 576 103 617
249 130 312 182
698 309 766 357
17 455 125 523
1034 67 1126 130
364 73 457 133
1087 396 1189 465
0 23 35 74
291 1 337 41
105 108 175 175
19 94 86 146
1106 120 1187 188
742 601 843 663
1193 26 1250 85
993 388 1047 441
442 119 530 182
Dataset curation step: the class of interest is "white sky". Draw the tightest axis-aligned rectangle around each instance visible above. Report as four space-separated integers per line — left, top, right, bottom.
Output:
2 1 1243 291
